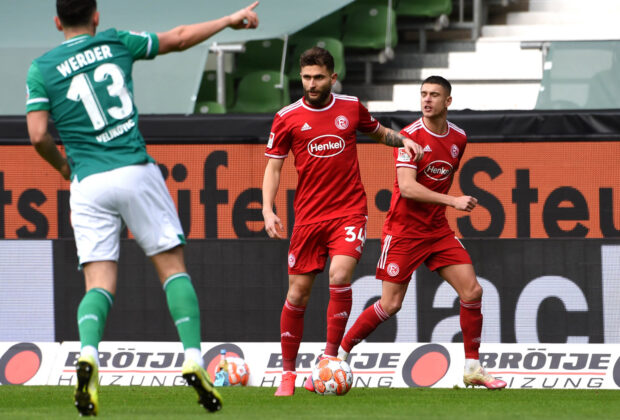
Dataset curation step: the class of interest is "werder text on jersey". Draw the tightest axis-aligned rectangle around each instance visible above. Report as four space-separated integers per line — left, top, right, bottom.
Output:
56 45 113 77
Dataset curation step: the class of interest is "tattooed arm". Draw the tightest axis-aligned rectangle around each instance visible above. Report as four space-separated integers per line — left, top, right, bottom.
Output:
367 124 425 162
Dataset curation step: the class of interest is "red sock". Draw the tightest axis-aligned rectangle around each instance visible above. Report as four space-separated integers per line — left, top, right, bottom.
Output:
280 299 305 372
324 285 353 357
341 301 389 353
460 299 482 359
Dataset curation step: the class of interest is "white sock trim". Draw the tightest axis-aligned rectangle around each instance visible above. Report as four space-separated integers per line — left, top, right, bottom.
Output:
185 347 203 368
81 345 99 366
163 273 190 290
464 358 480 372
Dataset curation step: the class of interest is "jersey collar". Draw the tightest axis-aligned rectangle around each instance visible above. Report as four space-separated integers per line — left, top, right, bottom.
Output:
301 94 335 112
420 117 450 138
62 34 91 45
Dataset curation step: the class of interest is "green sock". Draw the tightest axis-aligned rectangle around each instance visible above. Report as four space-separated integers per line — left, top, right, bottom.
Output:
77 288 114 349
163 273 201 350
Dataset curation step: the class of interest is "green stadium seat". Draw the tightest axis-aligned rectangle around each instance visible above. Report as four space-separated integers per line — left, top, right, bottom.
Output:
289 9 345 43
195 70 234 108
229 71 290 114
395 0 452 17
194 101 226 114
342 2 398 50
287 37 346 81
234 38 285 79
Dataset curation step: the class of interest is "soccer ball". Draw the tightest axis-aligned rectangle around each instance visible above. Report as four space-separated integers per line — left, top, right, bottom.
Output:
226 357 250 386
311 357 353 396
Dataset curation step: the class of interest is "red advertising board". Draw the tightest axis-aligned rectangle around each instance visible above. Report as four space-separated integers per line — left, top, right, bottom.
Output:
0 142 618 238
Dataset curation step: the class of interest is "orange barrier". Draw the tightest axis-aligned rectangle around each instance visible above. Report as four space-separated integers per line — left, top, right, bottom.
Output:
0 142 618 238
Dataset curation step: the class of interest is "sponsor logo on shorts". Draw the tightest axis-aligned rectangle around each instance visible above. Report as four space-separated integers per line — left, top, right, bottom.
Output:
307 135 345 158
423 160 453 181
387 263 400 277
288 253 296 267
335 115 349 130
451 144 459 158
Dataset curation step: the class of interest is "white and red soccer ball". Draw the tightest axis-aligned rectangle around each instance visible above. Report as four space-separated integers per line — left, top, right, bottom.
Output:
225 357 250 386
311 356 353 396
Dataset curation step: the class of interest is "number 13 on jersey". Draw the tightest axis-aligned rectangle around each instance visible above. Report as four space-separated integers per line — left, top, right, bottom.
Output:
66 63 133 130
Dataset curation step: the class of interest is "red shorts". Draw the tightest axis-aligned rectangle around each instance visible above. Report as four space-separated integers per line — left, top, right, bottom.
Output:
288 215 367 275
376 232 472 283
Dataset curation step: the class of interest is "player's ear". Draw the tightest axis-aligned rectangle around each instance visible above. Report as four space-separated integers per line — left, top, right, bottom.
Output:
92 11 100 28
54 16 63 32
446 95 452 107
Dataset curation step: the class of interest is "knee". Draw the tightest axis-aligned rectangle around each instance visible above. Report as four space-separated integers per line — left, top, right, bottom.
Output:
380 296 402 317
461 282 483 302
329 268 351 286
287 284 312 306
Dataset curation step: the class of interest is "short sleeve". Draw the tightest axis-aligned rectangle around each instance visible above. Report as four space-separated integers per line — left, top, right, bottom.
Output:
395 128 418 169
117 30 159 60
357 101 380 133
265 114 291 159
25 61 50 113
394 146 417 169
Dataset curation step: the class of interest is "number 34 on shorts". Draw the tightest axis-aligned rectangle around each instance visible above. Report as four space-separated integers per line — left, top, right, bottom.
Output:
344 225 366 245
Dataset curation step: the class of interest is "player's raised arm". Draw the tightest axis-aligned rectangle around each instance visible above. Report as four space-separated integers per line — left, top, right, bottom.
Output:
157 1 259 54
262 158 285 239
367 124 424 162
26 110 71 180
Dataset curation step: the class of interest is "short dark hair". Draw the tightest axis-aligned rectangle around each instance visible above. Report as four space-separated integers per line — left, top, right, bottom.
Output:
56 0 97 27
300 47 335 74
422 75 452 95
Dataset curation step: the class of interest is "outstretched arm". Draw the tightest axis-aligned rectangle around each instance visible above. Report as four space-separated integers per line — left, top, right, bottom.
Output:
398 167 477 211
367 124 424 162
262 158 285 239
157 1 259 54
27 110 71 180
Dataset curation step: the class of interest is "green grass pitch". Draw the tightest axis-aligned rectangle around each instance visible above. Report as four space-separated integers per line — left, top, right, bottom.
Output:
1 386 619 419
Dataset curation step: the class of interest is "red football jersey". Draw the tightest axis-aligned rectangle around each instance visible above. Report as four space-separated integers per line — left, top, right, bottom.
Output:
265 94 380 226
383 117 467 238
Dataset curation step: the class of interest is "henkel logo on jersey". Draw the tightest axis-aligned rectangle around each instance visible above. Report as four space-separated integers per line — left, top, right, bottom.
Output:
424 160 453 181
307 135 345 158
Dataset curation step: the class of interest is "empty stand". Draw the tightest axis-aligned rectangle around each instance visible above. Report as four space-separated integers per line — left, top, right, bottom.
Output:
195 70 235 109
194 101 227 114
342 2 398 50
287 37 346 81
395 0 452 17
234 39 285 79
229 71 290 114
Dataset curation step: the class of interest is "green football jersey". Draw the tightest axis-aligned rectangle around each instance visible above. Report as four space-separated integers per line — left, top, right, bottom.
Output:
26 28 160 181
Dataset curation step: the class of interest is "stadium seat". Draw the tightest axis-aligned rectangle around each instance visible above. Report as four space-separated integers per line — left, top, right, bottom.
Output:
342 2 398 50
194 101 226 114
234 38 285 79
229 71 290 114
395 0 452 17
287 37 346 81
289 8 345 42
195 70 234 108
